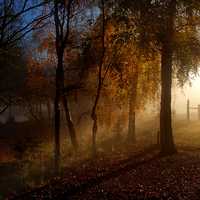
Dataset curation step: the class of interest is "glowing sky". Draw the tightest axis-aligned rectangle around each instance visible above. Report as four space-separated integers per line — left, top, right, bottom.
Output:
174 76 200 114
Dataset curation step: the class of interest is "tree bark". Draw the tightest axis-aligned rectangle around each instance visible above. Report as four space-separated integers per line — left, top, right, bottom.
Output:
58 52 78 150
53 0 78 173
128 99 136 142
54 67 61 173
159 0 177 155
56 52 78 151
91 85 101 157
127 70 138 142
91 0 105 157
160 44 176 155
62 95 78 150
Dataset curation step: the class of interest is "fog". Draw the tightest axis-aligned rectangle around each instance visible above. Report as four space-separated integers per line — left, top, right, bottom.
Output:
1 0 200 199
174 76 200 115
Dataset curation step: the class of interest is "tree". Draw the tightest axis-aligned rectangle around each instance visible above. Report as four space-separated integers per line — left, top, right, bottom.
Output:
159 0 177 155
122 0 200 155
0 0 51 48
91 0 106 156
53 0 92 171
0 0 51 115
0 45 26 118
83 1 161 150
152 0 200 155
22 55 53 122
103 8 160 143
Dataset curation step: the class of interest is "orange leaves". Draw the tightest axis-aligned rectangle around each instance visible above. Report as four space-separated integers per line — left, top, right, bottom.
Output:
24 56 51 98
37 32 55 55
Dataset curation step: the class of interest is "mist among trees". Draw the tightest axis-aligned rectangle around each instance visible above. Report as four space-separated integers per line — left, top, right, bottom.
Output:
1 0 200 199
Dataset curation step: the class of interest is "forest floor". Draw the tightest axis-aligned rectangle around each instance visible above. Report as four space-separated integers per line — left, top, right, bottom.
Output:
4 117 200 200
9 145 200 200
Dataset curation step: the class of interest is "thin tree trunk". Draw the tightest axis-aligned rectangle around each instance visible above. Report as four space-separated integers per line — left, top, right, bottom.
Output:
56 53 78 154
91 0 105 157
59 53 78 150
128 99 136 142
53 0 76 173
53 0 78 173
91 85 101 156
62 95 78 150
54 71 60 173
127 70 138 142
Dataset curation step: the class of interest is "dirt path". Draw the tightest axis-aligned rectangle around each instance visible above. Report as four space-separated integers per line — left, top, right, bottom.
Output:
9 146 200 200
10 145 159 200
72 150 200 200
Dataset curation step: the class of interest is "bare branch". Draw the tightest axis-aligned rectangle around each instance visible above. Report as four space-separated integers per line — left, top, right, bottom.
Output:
0 104 8 115
5 12 52 46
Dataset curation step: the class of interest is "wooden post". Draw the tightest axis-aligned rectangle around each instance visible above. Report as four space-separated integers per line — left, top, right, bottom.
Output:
187 99 190 121
198 105 200 120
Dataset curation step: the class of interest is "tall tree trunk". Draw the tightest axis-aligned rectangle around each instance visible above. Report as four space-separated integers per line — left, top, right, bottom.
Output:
91 0 105 157
57 53 78 150
127 70 138 142
91 85 101 156
160 0 177 155
128 98 136 142
54 67 61 173
53 0 77 172
160 44 176 155
59 53 78 150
